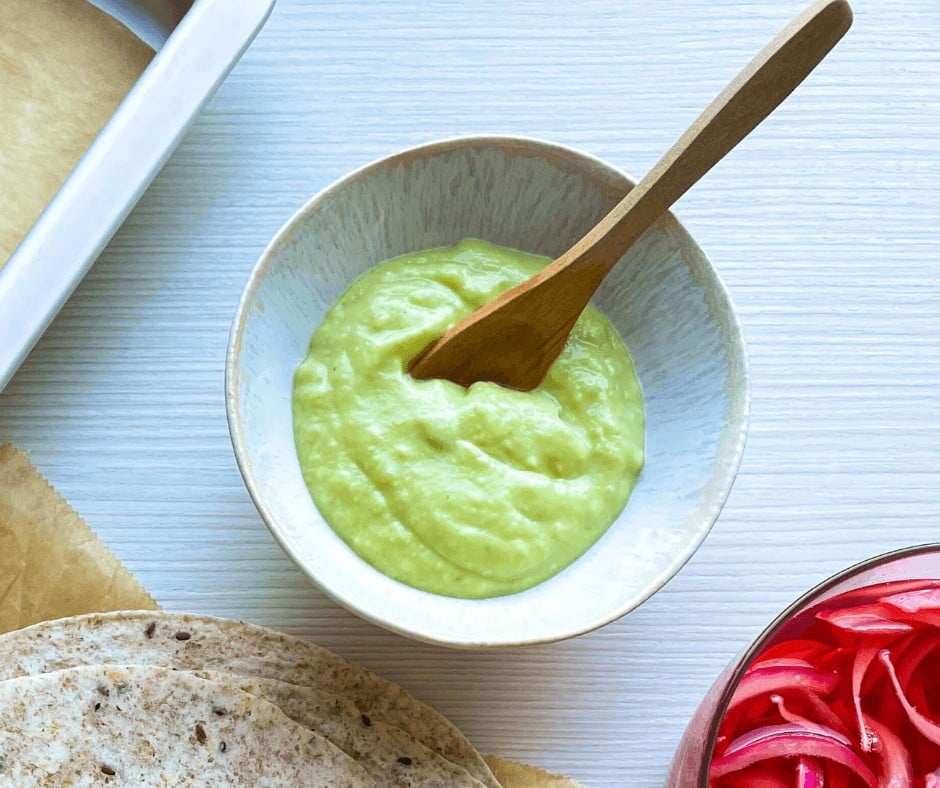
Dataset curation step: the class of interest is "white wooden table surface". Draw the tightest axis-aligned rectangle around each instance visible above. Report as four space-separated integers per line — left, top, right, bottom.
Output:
2 1 939 784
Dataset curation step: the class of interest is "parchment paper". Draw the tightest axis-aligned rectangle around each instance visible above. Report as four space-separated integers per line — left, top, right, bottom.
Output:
0 0 153 265
0 443 156 633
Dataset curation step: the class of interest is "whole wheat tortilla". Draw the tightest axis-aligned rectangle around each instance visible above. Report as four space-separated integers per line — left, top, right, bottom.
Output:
0 444 157 633
0 610 499 788
0 664 372 785
190 670 484 787
0 0 153 265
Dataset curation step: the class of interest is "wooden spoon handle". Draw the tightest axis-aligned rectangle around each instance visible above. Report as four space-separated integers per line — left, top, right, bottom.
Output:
555 0 853 284
410 0 852 390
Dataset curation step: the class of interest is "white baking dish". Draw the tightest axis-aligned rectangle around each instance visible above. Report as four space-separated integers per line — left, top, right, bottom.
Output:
0 0 275 392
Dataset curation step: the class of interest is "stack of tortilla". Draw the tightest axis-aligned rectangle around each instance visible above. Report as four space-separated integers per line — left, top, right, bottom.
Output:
0 445 581 786
0 611 499 785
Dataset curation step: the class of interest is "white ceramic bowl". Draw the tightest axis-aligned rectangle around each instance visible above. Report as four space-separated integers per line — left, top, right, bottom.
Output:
226 136 749 648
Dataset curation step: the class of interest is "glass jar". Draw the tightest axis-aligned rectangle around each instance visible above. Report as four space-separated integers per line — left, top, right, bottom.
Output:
669 543 940 786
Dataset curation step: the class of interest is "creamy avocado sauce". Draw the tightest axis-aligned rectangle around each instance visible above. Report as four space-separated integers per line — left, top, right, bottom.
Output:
292 239 644 598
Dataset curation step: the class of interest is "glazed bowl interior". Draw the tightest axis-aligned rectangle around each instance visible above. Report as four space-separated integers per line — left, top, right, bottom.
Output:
226 136 749 648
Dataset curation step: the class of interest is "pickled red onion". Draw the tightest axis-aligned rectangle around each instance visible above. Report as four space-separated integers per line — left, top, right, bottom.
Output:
880 648 940 746
864 713 913 788
708 578 940 787
726 660 837 713
709 723 877 787
795 757 824 788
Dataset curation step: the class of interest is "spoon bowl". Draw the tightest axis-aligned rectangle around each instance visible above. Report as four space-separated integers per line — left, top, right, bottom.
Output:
226 136 749 647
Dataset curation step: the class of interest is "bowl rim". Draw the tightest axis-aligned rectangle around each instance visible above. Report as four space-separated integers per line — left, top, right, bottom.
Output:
225 134 751 647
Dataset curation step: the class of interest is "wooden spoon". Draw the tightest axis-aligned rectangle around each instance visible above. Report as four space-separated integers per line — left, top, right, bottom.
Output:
410 0 852 391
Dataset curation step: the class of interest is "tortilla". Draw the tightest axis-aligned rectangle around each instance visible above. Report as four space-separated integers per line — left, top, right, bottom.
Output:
0 664 371 785
190 670 483 787
0 610 499 787
0 0 153 266
0 444 157 633
483 755 584 787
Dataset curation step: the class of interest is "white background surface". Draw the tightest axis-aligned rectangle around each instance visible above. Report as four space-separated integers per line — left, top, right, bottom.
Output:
2 1 939 784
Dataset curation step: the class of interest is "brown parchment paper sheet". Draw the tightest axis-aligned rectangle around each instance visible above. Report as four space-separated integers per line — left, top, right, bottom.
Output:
0 443 156 633
484 754 583 787
0 0 154 265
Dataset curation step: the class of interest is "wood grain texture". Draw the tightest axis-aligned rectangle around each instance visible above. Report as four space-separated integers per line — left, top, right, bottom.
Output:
1 1 938 784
